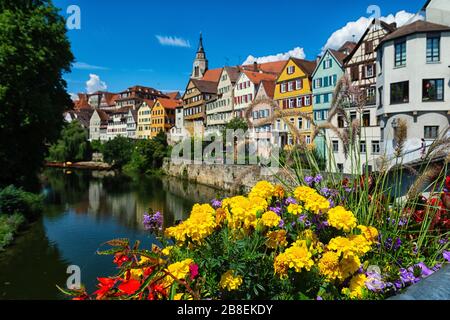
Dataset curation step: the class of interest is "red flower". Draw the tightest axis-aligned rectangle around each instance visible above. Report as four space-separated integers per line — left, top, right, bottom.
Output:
118 279 141 295
445 176 450 190
414 210 425 223
113 253 130 267
73 293 89 301
93 277 117 299
189 263 199 280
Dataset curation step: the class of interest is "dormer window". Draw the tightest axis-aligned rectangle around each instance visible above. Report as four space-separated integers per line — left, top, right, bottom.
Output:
287 66 295 74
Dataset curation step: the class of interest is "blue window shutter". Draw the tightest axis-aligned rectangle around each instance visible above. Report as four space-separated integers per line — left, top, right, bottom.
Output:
333 75 337 85
330 59 333 68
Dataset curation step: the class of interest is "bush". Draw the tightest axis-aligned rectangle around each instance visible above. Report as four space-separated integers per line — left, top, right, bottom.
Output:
0 185 43 220
47 121 92 162
102 137 135 169
0 213 25 251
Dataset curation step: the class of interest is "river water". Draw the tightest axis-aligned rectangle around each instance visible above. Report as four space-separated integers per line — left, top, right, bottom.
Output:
0 169 225 300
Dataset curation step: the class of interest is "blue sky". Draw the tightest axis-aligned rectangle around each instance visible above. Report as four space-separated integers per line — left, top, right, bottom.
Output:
55 0 425 96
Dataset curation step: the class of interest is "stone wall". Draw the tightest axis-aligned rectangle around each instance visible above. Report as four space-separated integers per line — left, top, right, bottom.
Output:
162 158 300 192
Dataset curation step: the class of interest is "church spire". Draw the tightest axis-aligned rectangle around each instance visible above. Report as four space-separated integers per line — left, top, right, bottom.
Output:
197 32 204 53
191 32 208 79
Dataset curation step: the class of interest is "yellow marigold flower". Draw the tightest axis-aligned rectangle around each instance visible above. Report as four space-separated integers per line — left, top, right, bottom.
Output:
161 246 174 256
273 185 285 199
266 230 288 249
165 204 216 244
249 181 275 200
358 225 379 244
327 206 357 232
274 240 314 276
327 237 358 259
173 293 193 300
294 186 330 214
130 256 153 279
162 259 193 287
260 211 281 228
219 270 243 291
223 196 268 231
349 235 372 256
287 203 303 215
342 274 368 299
318 251 361 282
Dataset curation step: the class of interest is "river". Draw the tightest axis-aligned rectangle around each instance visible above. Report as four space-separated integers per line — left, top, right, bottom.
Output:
0 169 226 300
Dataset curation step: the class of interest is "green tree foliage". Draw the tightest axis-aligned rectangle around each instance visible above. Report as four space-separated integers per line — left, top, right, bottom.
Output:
126 132 170 174
0 185 43 220
224 117 249 132
47 121 92 162
0 0 74 188
102 136 135 169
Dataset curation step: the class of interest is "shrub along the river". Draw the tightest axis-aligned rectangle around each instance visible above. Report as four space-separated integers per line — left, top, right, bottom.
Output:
103 132 171 174
47 121 92 163
0 185 43 251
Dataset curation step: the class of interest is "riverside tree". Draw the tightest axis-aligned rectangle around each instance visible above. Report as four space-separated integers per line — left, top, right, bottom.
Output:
0 0 74 188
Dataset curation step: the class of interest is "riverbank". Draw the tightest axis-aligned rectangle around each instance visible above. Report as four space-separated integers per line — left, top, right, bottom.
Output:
162 158 301 193
46 161 112 171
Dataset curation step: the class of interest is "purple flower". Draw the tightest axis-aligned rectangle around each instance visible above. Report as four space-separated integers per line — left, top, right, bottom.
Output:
394 238 402 250
278 219 285 228
365 272 386 292
320 187 330 196
439 238 449 245
285 197 297 205
314 175 323 184
270 206 282 216
211 199 222 209
143 211 163 232
328 198 335 208
399 268 418 285
344 187 353 193
304 176 314 187
316 296 323 301
444 250 450 262
416 262 434 277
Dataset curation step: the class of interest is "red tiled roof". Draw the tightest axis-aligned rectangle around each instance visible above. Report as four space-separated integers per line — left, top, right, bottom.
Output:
191 79 218 94
329 49 348 65
260 80 276 99
243 71 277 85
201 68 223 82
242 60 288 75
96 109 110 122
338 41 357 54
165 92 181 99
157 98 183 110
141 99 156 108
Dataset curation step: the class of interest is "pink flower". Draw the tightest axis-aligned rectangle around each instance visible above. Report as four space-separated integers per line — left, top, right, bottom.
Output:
189 263 199 280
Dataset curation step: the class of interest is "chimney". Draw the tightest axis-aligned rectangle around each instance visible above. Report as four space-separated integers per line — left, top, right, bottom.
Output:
253 61 258 72
316 55 321 64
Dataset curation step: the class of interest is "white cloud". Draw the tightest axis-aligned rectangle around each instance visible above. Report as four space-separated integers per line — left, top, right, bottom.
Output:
73 62 109 70
69 93 79 101
86 74 107 94
322 10 424 52
242 47 306 65
155 35 191 48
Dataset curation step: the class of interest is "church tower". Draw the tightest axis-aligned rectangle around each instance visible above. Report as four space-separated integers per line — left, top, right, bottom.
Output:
191 33 208 79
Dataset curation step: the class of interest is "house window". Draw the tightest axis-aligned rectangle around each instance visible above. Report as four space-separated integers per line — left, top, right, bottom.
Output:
427 35 440 62
394 40 407 67
366 65 374 78
306 120 311 129
315 95 321 104
324 94 329 103
360 141 367 153
298 118 303 129
424 126 439 139
363 111 370 127
297 97 303 107
304 96 311 106
306 135 311 145
296 79 302 90
365 41 374 54
390 81 409 104
288 81 294 92
288 99 295 108
337 163 344 173
338 116 345 128
287 66 295 74
423 79 444 101
351 66 359 81
316 111 322 121
372 141 380 154
281 83 287 93
367 87 376 105
324 59 332 69
332 140 339 153
314 78 322 89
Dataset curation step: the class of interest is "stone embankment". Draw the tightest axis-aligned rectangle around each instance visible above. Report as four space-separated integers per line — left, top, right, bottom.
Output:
45 161 112 171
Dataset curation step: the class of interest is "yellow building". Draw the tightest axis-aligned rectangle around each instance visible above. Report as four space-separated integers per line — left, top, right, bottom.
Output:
273 58 317 147
150 98 181 138
137 99 154 139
